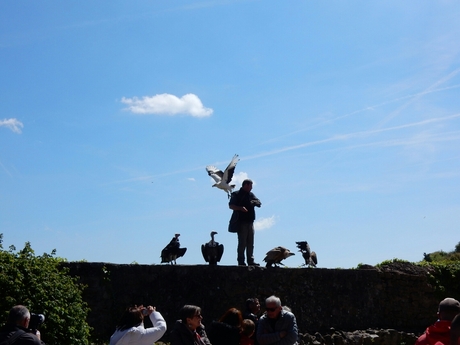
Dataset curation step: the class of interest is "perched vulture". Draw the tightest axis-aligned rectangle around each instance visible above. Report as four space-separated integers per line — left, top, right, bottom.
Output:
206 154 239 198
296 241 317 268
161 234 187 264
263 246 295 268
201 231 224 265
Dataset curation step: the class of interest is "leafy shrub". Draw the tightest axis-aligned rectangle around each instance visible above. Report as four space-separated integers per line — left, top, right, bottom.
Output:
423 242 460 263
0 234 91 345
371 256 460 301
419 260 460 299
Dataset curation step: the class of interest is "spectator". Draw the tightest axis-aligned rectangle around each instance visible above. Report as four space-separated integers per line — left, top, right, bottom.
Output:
170 305 211 345
257 296 298 345
109 305 166 345
207 308 242 345
240 319 256 345
451 313 460 345
416 298 460 345
0 305 45 345
243 298 260 345
243 298 260 324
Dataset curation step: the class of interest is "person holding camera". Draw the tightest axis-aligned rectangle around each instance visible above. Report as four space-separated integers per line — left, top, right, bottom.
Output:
0 305 45 345
109 305 166 345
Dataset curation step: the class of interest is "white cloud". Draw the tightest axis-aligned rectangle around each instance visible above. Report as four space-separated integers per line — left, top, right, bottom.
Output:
187 177 196 182
121 93 213 117
254 215 276 231
0 118 23 133
230 171 252 188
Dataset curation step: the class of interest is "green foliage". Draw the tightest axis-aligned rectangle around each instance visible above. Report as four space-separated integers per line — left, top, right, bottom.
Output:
423 242 460 263
372 255 460 301
375 258 410 267
0 234 91 345
419 260 460 299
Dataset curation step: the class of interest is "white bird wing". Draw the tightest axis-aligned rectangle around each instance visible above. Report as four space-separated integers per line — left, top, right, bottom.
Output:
222 154 239 184
206 165 223 183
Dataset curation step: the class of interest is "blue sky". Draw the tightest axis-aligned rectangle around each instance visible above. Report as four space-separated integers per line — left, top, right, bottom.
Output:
1 1 459 268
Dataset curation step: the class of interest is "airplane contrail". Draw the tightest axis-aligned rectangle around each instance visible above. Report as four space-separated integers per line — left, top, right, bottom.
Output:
377 68 460 128
246 113 460 160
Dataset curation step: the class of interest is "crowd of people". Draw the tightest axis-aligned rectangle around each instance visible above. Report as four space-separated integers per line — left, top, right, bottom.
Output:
166 295 298 345
1 296 460 345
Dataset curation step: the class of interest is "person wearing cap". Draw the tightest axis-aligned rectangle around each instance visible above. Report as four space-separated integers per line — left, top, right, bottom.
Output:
416 297 460 345
229 179 262 266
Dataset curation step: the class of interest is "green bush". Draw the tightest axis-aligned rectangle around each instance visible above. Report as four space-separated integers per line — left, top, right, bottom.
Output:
423 241 460 263
419 260 460 299
0 234 91 345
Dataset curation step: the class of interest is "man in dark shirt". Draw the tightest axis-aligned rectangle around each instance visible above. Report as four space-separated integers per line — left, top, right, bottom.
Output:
229 179 261 266
0 305 45 345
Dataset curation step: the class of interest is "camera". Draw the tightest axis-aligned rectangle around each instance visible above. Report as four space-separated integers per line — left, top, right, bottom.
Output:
29 313 45 330
251 199 261 207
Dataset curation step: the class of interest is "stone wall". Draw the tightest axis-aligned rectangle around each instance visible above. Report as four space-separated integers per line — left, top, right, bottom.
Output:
63 262 441 343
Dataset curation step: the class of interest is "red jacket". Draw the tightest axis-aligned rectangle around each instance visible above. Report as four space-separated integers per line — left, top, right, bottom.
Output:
416 320 451 345
240 334 254 345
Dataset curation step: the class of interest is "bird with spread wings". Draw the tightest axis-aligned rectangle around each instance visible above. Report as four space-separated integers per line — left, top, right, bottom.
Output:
206 154 239 198
160 234 187 265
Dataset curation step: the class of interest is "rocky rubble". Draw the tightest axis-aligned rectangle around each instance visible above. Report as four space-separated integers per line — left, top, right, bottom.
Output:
299 328 418 345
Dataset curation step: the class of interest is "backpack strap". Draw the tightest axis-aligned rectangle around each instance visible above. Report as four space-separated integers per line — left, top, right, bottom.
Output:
2 330 26 345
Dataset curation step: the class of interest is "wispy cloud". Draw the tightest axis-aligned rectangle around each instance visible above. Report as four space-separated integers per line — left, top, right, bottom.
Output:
0 118 23 133
113 113 459 184
254 215 276 231
377 68 460 127
246 113 460 161
0 160 13 177
264 83 460 145
121 93 213 117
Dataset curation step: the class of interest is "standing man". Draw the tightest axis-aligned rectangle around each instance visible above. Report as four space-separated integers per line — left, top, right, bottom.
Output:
0 305 45 344
257 296 298 345
416 297 460 345
229 179 261 266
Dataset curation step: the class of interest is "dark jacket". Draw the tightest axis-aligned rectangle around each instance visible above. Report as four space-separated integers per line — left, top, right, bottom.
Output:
207 321 240 345
257 310 298 345
0 324 44 345
170 320 211 345
229 189 261 223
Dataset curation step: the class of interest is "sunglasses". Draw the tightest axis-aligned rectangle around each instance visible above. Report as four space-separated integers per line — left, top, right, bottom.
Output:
266 307 278 312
